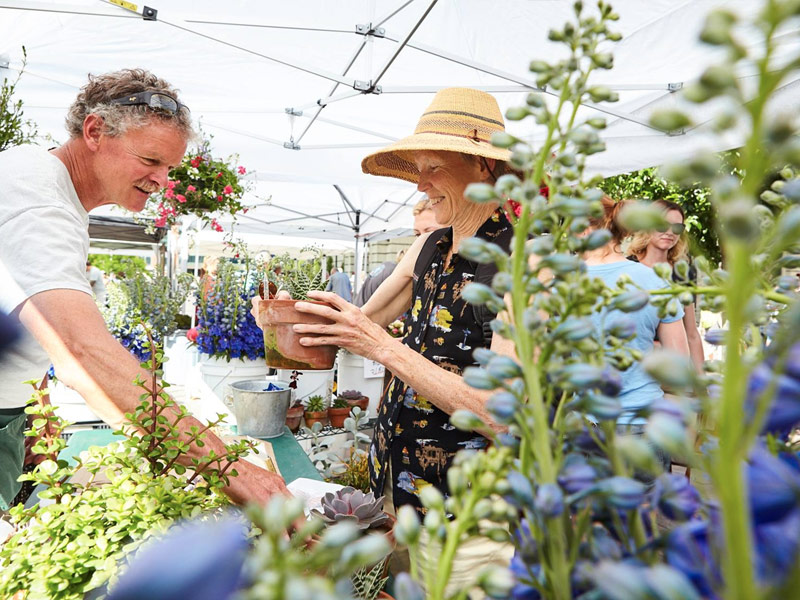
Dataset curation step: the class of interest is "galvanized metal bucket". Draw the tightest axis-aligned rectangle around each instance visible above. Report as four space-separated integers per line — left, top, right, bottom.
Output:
227 379 291 439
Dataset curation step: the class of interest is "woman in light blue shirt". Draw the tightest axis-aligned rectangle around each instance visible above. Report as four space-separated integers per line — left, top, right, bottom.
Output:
584 197 689 426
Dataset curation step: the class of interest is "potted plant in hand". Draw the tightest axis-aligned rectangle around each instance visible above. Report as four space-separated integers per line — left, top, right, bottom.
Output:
303 394 327 428
338 389 369 413
328 396 351 428
256 249 338 370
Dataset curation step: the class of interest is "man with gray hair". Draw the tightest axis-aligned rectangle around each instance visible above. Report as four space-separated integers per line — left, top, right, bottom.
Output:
0 69 289 510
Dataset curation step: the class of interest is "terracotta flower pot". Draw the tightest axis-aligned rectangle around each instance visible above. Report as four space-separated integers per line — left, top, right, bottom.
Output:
285 404 305 433
304 410 328 429
328 406 351 428
257 299 338 370
346 395 369 413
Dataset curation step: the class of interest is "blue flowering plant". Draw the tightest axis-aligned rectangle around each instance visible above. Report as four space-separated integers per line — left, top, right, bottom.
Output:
196 257 265 361
386 2 800 600
103 270 193 362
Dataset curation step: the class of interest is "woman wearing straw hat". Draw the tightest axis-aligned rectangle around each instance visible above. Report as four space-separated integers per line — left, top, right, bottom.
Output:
257 88 516 591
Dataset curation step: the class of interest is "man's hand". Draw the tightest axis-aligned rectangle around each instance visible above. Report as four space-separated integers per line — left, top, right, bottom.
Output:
224 460 292 505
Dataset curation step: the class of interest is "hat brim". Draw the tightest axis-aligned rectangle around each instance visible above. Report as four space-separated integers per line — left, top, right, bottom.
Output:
361 132 512 184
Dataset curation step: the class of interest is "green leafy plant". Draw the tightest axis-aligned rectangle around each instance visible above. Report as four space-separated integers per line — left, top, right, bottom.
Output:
305 394 325 413
351 558 389 600
0 332 255 600
331 396 350 409
235 497 392 600
103 270 194 361
87 254 148 279
267 248 328 300
0 47 38 152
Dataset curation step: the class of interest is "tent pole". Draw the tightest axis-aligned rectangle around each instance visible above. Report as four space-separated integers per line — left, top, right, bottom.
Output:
353 210 362 294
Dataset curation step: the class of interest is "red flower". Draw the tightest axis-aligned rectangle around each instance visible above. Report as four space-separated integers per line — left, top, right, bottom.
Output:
237 166 246 175
223 185 233 195
186 185 196 193
190 156 203 168
210 218 224 233
176 194 186 203
217 195 223 202
216 172 224 179
154 216 167 227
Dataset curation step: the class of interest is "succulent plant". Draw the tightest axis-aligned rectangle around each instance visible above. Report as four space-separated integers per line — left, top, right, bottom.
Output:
310 487 389 530
338 389 364 400
305 394 325 413
331 396 350 409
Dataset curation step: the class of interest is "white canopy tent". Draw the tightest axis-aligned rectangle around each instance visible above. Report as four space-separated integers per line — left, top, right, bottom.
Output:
2 0 800 283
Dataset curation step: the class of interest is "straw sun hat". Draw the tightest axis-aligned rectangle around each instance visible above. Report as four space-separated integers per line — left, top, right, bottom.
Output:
361 87 512 183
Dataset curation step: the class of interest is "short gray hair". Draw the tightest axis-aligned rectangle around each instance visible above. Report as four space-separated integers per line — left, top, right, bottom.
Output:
65 69 195 140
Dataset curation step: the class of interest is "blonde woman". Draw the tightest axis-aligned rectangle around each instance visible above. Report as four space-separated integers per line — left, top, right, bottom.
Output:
627 200 704 372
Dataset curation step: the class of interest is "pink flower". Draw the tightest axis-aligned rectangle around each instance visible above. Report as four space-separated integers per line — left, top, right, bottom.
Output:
154 217 167 227
186 185 196 192
167 180 177 190
210 218 224 233
223 185 233 195
216 172 224 179
237 166 246 175
176 194 186 203
217 195 223 202
165 188 175 199
190 156 203 168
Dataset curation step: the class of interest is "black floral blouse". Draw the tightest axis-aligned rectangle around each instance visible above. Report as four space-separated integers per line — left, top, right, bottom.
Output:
368 209 512 514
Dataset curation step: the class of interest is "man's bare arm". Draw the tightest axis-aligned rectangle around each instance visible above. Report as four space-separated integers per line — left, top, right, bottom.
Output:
18 288 289 504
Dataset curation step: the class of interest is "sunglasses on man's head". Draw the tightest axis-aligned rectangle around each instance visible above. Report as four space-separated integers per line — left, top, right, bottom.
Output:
109 91 190 116
654 222 686 235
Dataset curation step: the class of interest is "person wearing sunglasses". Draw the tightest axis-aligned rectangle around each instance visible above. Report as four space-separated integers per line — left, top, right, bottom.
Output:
627 199 704 372
0 69 290 512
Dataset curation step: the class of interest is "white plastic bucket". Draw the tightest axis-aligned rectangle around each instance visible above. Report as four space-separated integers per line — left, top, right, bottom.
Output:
162 331 198 386
277 368 335 407
335 350 384 416
199 356 270 402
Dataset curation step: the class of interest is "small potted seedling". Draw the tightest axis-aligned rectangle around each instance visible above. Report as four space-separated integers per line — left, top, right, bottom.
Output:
328 396 351 428
303 394 327 428
338 389 369 413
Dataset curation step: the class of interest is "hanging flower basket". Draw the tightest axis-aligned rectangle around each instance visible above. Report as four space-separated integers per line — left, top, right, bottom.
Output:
140 137 249 232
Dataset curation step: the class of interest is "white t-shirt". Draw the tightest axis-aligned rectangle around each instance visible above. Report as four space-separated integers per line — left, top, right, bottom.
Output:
0 144 92 408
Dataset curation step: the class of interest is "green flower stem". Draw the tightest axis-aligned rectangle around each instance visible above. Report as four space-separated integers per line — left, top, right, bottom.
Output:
648 286 793 306
713 17 786 599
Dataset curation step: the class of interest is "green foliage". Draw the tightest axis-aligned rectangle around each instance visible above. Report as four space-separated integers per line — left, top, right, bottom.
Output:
351 558 389 600
0 333 254 600
331 396 350 409
267 247 328 300
238 498 391 599
600 165 722 264
103 270 194 360
0 47 38 152
87 254 148 279
305 394 325 412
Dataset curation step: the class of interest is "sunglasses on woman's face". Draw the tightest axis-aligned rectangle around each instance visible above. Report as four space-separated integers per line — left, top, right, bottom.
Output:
655 223 686 235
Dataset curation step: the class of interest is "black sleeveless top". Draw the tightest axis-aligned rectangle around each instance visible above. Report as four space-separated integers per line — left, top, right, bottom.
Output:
368 209 512 514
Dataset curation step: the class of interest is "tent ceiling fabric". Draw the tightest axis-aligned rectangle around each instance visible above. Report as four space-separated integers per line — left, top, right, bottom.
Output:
1 0 799 243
